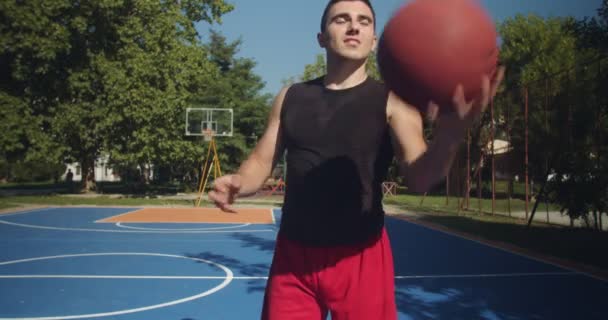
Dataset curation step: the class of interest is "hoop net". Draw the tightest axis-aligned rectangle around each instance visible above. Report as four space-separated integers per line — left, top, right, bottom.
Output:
203 129 214 142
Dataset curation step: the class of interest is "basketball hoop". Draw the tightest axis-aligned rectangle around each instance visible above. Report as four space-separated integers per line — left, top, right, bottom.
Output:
202 129 214 142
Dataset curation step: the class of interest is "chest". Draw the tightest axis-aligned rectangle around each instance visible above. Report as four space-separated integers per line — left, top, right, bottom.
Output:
283 90 388 154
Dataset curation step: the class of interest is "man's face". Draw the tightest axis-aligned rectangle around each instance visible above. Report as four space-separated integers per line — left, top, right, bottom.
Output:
319 1 377 61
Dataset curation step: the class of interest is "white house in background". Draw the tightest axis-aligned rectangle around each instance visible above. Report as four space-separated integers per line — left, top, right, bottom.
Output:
486 139 512 155
61 154 121 182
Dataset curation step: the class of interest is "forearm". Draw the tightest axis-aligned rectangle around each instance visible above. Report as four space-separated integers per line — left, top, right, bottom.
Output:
235 154 273 197
401 126 465 193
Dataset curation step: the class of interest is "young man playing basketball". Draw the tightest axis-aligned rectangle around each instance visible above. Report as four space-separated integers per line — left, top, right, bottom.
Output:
209 0 504 319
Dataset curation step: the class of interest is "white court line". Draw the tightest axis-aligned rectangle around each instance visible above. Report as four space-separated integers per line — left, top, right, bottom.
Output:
0 272 578 281
270 208 276 225
115 222 252 231
0 219 274 234
392 217 608 284
0 207 54 217
0 275 259 280
93 208 146 223
0 252 233 320
394 272 576 279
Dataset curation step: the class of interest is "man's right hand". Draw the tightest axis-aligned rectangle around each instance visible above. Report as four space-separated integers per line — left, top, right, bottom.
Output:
208 174 242 213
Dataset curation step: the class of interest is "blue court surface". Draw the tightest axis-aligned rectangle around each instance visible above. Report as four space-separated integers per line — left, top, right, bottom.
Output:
0 207 606 319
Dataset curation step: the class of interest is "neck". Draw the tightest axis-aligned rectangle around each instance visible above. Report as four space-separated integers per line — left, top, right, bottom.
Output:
323 54 368 90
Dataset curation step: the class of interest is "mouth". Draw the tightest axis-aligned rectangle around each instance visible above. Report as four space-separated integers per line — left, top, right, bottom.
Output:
344 38 360 45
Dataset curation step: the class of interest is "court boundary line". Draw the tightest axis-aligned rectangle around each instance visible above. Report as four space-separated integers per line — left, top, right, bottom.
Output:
389 215 608 283
0 207 54 217
0 252 234 320
114 222 252 231
0 219 274 234
93 208 146 223
270 208 276 225
0 271 577 281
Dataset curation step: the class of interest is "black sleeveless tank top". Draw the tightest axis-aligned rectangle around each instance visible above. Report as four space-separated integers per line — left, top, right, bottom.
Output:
279 76 394 246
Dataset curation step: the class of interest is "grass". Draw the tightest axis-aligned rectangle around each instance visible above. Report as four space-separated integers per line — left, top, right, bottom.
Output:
0 181 192 194
0 195 193 207
384 193 561 216
385 194 607 275
0 201 16 210
408 213 608 274
0 194 283 211
0 181 71 190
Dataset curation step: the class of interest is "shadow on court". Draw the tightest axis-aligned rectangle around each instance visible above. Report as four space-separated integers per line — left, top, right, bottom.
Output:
230 232 277 253
412 214 608 272
185 251 269 294
394 274 606 319
385 217 607 319
185 231 276 295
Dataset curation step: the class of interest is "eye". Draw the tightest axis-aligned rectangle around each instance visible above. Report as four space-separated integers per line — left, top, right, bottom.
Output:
335 16 347 23
360 18 372 26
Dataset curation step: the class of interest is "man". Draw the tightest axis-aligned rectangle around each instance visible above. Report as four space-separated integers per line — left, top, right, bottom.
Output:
209 0 504 319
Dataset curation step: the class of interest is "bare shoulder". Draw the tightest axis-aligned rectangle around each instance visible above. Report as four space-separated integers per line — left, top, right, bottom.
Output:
385 91 427 164
385 91 423 127
268 85 292 119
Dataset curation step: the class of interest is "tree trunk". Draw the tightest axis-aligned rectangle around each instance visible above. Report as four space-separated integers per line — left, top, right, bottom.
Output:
419 192 427 206
456 154 461 212
544 79 550 225
445 172 450 206
527 152 559 227
524 87 529 220
80 158 96 193
508 177 513 217
594 210 599 231
478 152 482 214
490 99 495 215
546 200 550 224
506 100 512 217
140 162 151 185
466 129 471 210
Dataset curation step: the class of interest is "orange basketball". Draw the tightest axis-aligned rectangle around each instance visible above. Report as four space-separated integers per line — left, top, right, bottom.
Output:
377 0 499 112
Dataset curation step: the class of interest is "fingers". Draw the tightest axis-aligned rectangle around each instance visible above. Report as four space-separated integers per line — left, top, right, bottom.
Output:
490 66 506 98
452 84 471 118
476 66 505 114
452 84 466 107
229 174 242 192
443 66 506 121
426 101 440 122
208 189 237 213
208 175 241 213
478 74 491 113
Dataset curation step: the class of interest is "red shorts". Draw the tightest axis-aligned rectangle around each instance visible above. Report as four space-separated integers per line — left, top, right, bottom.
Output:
261 228 397 320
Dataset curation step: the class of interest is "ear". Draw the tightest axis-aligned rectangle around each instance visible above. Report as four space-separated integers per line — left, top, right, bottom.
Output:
371 33 378 52
317 32 327 48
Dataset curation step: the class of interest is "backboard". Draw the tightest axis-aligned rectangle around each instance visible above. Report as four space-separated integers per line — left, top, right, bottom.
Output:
185 108 233 137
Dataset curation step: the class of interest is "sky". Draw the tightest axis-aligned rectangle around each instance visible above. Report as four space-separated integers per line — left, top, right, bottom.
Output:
196 0 603 96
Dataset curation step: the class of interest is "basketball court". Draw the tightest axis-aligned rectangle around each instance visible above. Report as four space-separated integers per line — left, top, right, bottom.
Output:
1 206 606 319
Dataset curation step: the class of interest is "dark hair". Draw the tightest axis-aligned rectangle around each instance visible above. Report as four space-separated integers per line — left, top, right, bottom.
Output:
320 0 376 33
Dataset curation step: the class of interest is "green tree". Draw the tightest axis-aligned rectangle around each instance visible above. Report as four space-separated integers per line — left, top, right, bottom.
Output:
497 14 578 189
498 12 608 224
366 51 381 80
191 30 272 175
547 1 608 227
302 54 327 81
292 51 381 83
0 0 234 190
0 1 73 181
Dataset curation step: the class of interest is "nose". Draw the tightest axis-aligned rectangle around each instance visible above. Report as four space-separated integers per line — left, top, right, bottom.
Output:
347 22 360 35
